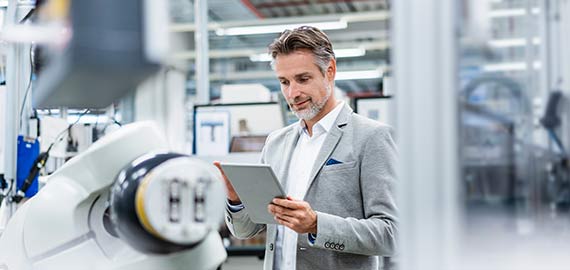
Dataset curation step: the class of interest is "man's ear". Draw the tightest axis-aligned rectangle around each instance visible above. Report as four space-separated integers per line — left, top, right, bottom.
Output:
327 59 337 81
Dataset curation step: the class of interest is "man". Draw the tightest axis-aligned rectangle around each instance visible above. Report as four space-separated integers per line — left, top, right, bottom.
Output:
215 26 397 270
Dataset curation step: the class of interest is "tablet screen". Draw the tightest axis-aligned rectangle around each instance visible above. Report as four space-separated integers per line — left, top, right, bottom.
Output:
220 163 286 224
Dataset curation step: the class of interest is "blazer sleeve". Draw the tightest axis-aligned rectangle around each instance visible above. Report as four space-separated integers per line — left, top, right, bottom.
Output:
225 205 266 239
310 126 398 256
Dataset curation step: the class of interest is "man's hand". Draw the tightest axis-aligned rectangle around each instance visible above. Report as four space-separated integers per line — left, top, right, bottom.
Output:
213 161 241 204
268 196 317 234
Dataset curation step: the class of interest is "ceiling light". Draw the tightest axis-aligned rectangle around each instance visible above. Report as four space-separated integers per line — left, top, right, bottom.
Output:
488 38 526 47
488 7 540 18
216 20 347 36
249 47 365 62
482 61 541 72
487 37 540 48
336 69 383 81
489 9 525 17
249 54 272 62
334 47 366 58
67 115 109 124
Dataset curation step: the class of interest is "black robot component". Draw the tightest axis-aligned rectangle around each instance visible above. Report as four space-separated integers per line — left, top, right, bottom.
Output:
108 152 201 254
168 178 182 223
541 91 567 157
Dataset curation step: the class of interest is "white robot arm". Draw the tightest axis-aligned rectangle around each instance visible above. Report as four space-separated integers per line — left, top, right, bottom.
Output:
0 122 227 270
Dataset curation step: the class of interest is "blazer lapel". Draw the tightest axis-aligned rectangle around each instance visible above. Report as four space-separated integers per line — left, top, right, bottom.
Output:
305 104 352 194
277 126 301 189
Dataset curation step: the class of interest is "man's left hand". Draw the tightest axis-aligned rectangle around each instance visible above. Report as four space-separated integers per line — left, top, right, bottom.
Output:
268 196 317 234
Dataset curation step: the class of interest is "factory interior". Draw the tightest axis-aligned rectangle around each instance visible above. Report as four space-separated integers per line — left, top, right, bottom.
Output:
0 0 569 269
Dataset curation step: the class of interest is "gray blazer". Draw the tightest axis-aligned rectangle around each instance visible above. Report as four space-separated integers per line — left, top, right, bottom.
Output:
225 103 398 270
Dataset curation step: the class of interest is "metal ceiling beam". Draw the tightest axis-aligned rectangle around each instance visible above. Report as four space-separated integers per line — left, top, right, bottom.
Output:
240 0 264 18
254 0 379 9
170 10 389 32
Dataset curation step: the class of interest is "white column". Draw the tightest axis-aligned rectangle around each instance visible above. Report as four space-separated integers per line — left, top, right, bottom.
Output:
3 0 34 217
194 0 209 104
393 0 459 269
559 0 570 149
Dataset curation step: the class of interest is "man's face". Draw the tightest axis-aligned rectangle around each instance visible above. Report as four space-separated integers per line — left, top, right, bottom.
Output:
274 49 334 121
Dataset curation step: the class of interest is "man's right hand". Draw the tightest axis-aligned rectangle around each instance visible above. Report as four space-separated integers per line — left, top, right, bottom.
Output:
213 161 242 204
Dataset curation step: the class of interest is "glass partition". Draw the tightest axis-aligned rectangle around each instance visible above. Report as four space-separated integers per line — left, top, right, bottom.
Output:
458 0 570 268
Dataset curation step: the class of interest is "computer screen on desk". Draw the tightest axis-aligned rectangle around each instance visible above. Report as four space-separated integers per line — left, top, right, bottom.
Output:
193 102 284 155
230 135 268 153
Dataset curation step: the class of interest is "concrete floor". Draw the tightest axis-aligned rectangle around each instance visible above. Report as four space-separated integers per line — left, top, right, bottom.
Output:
220 257 263 270
219 256 396 270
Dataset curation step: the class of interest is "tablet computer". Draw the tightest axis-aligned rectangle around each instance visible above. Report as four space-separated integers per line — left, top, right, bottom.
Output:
220 162 286 224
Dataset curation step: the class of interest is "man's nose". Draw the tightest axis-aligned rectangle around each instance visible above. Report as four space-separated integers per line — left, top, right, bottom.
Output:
285 82 301 100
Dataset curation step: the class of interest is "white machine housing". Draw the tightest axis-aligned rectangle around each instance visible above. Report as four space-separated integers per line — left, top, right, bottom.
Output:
0 122 227 270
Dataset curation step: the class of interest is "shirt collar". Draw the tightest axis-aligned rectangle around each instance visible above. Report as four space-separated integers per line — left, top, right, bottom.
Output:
297 100 345 136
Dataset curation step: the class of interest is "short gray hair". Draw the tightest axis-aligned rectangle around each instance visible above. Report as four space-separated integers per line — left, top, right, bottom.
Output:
268 26 335 75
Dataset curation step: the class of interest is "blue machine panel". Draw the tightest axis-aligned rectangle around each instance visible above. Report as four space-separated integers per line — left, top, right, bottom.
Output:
17 135 40 197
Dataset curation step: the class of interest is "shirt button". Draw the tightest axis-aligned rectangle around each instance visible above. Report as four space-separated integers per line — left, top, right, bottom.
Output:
324 242 330 248
335 244 340 250
269 243 274 251
340 244 345 251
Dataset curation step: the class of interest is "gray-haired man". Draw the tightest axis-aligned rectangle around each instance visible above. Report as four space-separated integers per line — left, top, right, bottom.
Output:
215 26 398 270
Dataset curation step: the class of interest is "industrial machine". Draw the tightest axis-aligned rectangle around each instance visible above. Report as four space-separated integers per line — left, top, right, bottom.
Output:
461 75 531 203
0 122 227 270
461 75 570 210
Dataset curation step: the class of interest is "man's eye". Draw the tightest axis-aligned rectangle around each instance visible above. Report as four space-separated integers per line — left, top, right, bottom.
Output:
280 81 289 85
299 77 309 83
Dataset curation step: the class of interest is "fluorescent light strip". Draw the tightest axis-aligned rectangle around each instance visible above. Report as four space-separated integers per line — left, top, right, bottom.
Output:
488 38 526 47
250 47 365 62
488 7 540 18
216 20 347 36
487 37 541 48
336 69 383 81
249 54 272 62
67 115 109 124
334 47 366 58
482 62 526 72
482 61 541 72
489 8 525 17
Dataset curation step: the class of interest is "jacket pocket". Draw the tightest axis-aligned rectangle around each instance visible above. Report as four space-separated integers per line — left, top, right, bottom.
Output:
321 161 357 173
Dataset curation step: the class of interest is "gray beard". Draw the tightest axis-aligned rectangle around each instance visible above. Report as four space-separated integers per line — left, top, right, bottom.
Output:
292 85 332 121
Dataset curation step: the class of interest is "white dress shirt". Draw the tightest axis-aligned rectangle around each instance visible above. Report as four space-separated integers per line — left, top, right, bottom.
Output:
274 101 344 270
